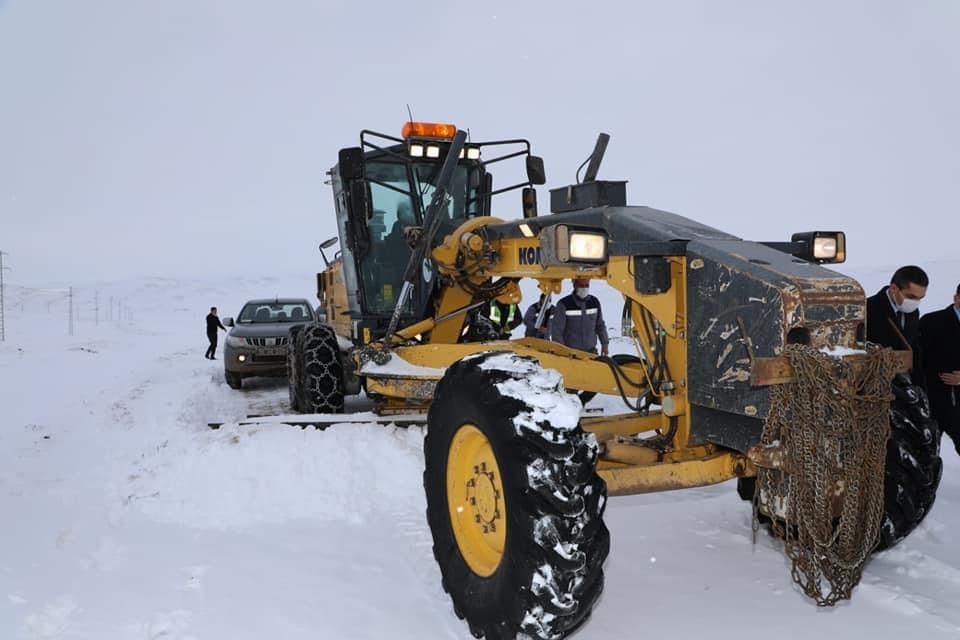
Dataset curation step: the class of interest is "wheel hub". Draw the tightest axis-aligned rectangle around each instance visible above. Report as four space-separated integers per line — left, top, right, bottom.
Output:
468 463 500 531
447 424 506 577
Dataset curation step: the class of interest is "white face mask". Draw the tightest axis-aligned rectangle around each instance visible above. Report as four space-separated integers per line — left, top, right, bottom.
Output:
899 298 921 314
574 287 589 299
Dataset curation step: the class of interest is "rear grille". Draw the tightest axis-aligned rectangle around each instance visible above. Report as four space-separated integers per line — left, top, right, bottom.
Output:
245 336 289 347
251 354 286 364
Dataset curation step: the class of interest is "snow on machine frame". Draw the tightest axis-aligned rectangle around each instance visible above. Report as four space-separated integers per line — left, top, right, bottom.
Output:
285 121 941 637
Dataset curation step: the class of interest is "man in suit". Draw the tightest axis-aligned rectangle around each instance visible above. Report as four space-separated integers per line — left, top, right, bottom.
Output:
920 283 960 455
863 265 928 387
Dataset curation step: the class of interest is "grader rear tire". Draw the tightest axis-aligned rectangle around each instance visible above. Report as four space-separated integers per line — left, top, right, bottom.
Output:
287 325 305 412
876 374 943 550
425 352 609 640
296 323 344 414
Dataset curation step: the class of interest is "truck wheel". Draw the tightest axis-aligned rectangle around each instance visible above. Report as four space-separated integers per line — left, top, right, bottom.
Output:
287 325 305 412
877 373 943 550
297 323 344 414
225 371 242 390
425 352 609 640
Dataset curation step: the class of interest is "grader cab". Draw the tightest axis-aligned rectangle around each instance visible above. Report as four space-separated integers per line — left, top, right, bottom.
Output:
287 123 942 639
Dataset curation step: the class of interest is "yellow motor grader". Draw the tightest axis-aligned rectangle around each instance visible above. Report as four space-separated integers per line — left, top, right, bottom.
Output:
287 122 942 639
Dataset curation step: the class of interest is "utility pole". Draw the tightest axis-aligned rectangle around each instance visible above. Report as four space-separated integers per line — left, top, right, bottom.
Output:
0 250 9 342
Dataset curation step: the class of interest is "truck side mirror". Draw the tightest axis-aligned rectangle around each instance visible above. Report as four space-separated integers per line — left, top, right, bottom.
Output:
338 147 364 181
526 156 546 186
223 317 235 327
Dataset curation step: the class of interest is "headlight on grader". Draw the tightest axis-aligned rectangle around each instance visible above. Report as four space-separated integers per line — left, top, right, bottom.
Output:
791 231 846 264
568 231 607 261
540 224 608 265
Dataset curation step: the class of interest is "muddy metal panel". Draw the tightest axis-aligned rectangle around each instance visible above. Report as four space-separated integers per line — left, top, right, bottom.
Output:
685 238 865 450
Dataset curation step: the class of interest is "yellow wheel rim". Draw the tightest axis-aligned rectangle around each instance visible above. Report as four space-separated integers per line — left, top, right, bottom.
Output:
446 424 507 577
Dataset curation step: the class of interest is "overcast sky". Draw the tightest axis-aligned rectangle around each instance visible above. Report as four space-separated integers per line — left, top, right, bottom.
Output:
1 0 958 287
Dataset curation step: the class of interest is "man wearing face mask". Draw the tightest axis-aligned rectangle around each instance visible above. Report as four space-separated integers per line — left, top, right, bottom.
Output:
920 283 960 455
862 265 928 387
550 277 609 356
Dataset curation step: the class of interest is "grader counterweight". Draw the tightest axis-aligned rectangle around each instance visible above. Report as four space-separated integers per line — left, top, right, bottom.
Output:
288 122 942 638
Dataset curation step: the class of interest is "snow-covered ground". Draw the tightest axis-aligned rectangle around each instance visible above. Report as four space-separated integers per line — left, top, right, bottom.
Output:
3 266 960 639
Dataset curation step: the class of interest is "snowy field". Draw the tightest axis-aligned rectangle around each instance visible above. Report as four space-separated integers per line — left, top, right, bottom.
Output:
3 265 960 640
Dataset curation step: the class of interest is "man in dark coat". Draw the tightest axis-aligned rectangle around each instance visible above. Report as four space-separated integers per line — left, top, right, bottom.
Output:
550 277 609 355
920 283 960 455
862 265 928 387
205 306 226 359
523 295 554 338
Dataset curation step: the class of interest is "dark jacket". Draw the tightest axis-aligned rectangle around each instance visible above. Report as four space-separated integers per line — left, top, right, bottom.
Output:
863 287 924 387
206 313 226 336
550 293 608 353
523 300 554 338
920 305 960 425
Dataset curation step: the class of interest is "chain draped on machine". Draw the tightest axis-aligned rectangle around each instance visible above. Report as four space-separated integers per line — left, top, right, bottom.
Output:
754 344 902 606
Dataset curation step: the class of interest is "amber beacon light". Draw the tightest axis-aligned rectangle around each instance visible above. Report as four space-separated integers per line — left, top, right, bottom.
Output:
401 121 457 140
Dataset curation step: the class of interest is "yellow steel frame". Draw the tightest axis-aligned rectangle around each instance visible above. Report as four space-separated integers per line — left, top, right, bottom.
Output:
342 218 751 495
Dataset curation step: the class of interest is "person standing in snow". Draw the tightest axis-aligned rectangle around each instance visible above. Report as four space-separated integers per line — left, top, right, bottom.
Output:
205 306 226 360
861 265 928 387
550 277 609 356
523 295 554 338
920 282 960 456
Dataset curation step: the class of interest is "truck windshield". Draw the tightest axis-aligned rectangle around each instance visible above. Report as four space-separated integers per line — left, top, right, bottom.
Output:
238 302 313 323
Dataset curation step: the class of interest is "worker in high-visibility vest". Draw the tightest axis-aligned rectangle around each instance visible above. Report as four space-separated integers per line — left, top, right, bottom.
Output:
482 300 522 338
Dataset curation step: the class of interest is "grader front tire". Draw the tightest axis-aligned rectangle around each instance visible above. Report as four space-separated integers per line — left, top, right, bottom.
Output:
877 374 943 550
738 374 944 552
424 352 609 640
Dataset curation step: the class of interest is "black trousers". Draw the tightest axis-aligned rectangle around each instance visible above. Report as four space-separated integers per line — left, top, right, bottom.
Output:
932 394 960 456
205 332 218 358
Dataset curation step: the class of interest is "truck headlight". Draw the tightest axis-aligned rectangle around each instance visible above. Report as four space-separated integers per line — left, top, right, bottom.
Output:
226 335 248 347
